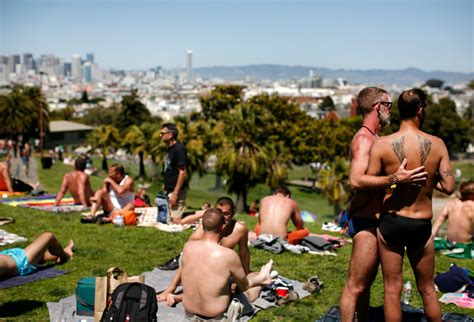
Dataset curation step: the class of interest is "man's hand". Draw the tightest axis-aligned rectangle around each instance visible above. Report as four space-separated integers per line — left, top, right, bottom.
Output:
169 192 178 207
394 159 428 186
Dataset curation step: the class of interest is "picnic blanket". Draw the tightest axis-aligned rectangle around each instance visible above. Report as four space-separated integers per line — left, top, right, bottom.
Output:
317 304 474 322
434 238 473 259
0 229 27 246
439 292 474 309
0 267 67 290
47 268 311 322
136 207 192 232
0 195 84 213
0 191 25 198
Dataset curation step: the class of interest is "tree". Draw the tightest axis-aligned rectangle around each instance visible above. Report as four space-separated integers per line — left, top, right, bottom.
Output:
116 89 151 131
316 157 350 217
467 80 474 90
123 125 147 179
88 125 120 172
320 96 335 111
424 79 444 89
199 85 245 120
81 103 120 126
0 86 35 137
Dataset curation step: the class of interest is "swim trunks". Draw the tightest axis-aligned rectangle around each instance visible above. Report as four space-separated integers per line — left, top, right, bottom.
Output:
379 212 431 249
0 248 37 276
348 216 379 238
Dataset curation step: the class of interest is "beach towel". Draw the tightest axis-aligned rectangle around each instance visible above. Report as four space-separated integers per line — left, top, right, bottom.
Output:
0 194 56 204
439 293 474 309
0 191 25 198
301 210 317 222
136 207 192 232
0 229 27 246
48 268 312 322
0 267 67 290
434 238 473 259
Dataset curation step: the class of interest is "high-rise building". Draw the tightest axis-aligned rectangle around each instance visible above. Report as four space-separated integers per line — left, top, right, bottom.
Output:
0 56 7 65
0 64 7 83
64 62 72 77
71 54 82 80
186 50 193 82
7 55 20 74
86 53 94 63
83 62 92 83
23 53 35 71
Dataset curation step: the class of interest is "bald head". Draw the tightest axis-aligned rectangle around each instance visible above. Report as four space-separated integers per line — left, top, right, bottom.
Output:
202 208 225 233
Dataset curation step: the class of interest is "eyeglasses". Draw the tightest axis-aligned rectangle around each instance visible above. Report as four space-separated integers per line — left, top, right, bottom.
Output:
160 131 170 135
379 101 392 110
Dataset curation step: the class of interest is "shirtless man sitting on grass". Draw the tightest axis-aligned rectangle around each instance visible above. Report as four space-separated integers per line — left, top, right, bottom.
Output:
54 157 94 208
156 197 249 306
181 208 272 321
432 180 474 243
255 185 309 244
0 232 74 279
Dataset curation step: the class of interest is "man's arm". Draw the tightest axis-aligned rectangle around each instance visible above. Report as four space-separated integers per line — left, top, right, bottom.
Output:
77 175 90 208
350 135 426 190
188 224 204 241
229 252 250 292
290 203 305 230
105 176 134 195
54 175 69 206
237 224 250 274
432 202 450 238
169 166 186 207
1 164 13 194
435 141 455 195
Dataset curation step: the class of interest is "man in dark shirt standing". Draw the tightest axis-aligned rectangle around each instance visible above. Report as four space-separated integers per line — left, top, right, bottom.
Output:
161 123 188 223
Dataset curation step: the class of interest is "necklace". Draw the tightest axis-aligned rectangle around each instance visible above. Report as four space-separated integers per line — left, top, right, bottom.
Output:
361 125 376 136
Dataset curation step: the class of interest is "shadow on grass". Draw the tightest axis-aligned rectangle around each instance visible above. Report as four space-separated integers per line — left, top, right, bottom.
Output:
0 300 43 317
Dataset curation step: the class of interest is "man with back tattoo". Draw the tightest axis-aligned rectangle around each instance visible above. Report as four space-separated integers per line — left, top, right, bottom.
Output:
339 87 427 322
367 88 454 321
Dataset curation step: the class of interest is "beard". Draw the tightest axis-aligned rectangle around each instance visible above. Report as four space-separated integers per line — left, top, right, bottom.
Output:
378 109 390 127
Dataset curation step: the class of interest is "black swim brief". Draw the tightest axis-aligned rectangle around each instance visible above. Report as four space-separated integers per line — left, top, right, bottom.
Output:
379 213 431 249
348 216 379 238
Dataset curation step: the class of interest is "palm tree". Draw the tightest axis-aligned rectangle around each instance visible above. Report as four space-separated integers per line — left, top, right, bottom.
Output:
0 85 35 137
88 125 120 172
316 157 350 218
124 125 147 179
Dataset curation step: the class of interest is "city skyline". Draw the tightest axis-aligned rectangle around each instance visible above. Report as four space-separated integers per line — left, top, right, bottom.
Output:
1 0 472 73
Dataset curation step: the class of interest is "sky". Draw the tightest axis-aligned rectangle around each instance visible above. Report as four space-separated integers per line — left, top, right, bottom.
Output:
0 0 472 72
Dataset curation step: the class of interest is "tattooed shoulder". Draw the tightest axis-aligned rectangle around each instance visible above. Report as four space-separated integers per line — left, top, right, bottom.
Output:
443 168 453 177
417 135 432 165
391 136 406 163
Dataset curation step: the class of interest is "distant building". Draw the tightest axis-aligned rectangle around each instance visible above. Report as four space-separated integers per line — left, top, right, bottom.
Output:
71 54 82 80
186 50 193 83
83 62 92 83
86 53 94 63
45 120 93 149
7 55 20 74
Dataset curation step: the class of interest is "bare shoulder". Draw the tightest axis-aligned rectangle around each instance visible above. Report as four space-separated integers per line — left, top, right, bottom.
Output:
351 131 375 152
234 221 249 235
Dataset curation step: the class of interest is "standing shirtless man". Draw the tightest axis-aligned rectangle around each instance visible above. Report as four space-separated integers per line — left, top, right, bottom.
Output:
156 197 250 306
432 180 474 243
54 157 94 208
256 186 309 244
368 88 454 321
339 87 427 322
181 208 272 321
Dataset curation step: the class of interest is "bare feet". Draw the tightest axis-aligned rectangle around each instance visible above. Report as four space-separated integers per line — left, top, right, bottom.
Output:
259 259 273 285
64 240 75 259
166 294 182 306
156 290 171 302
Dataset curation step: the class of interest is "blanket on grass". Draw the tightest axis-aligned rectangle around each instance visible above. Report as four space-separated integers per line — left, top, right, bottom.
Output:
48 268 311 322
0 191 25 198
250 234 338 256
434 238 473 260
0 229 27 246
0 267 67 290
0 195 84 213
317 304 474 322
0 194 56 204
136 207 192 232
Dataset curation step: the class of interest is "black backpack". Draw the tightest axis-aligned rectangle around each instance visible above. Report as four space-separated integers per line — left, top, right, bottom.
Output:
100 282 158 322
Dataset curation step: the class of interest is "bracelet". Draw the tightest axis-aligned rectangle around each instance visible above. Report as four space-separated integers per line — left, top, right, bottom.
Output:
388 174 399 189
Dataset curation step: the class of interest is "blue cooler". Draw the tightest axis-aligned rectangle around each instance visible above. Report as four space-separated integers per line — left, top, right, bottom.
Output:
75 277 95 316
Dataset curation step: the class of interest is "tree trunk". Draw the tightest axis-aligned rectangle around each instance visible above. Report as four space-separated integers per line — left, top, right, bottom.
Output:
333 202 342 221
102 152 108 172
235 187 248 214
138 151 146 179
151 155 158 183
212 173 223 191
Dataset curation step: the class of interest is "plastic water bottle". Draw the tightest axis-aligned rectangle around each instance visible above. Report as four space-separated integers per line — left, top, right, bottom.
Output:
402 281 412 304
113 215 124 227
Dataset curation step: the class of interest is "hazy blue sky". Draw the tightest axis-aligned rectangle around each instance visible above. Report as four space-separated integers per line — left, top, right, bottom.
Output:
1 0 472 72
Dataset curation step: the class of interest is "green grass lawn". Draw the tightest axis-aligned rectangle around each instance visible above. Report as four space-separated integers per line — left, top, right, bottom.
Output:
0 158 472 320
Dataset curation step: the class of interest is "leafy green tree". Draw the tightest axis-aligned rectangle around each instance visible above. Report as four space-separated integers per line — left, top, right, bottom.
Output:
123 125 147 179
0 86 35 137
88 125 120 171
317 157 350 217
320 96 335 111
424 79 444 89
81 104 120 126
116 89 151 131
199 85 245 120
81 91 89 103
468 80 474 90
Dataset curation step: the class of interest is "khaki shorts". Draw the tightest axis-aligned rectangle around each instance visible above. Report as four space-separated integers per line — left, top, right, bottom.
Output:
168 189 187 219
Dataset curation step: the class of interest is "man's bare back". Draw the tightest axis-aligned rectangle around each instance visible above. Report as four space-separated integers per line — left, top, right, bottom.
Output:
258 187 303 238
55 170 93 207
369 128 453 219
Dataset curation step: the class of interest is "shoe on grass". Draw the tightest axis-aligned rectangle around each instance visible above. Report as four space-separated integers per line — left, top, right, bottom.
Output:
303 275 324 294
276 291 299 305
158 254 180 270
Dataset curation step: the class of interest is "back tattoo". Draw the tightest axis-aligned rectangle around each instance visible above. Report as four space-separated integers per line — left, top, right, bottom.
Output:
391 135 432 165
